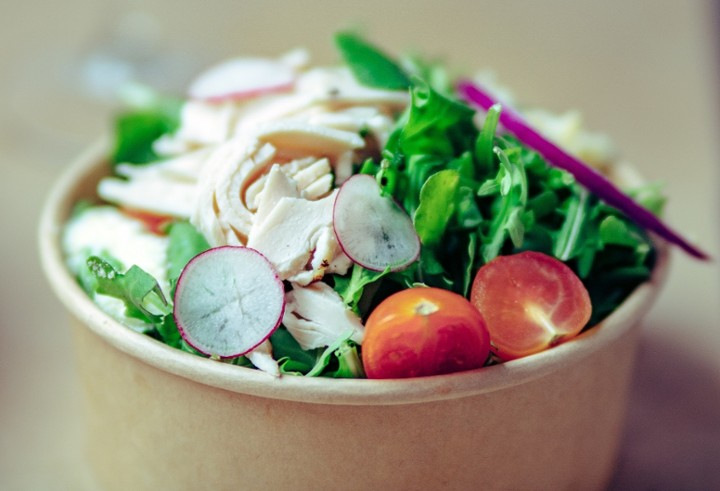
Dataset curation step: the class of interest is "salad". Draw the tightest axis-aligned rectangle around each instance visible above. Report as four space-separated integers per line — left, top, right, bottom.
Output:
63 33 705 379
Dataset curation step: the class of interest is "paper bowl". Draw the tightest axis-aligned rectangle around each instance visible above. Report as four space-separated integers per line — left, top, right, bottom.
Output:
39 141 669 491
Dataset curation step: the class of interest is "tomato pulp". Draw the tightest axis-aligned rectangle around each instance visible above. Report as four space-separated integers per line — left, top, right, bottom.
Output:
122 208 173 235
362 287 490 379
470 251 592 361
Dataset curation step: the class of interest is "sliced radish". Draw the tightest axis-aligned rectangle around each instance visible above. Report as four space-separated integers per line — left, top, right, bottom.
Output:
333 174 420 272
173 246 285 358
188 57 295 102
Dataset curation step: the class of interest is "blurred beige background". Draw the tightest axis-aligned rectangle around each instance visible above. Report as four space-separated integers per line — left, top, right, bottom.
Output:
1 0 718 489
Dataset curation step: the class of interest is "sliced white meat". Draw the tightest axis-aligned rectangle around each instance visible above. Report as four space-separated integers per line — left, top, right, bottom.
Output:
253 120 365 159
292 157 331 191
282 281 365 350
165 101 240 151
97 147 212 218
251 164 300 225
245 156 332 211
245 340 280 377
246 190 343 281
230 92 318 137
98 177 197 218
288 227 351 286
305 106 396 147
118 146 212 181
333 150 355 186
191 138 276 246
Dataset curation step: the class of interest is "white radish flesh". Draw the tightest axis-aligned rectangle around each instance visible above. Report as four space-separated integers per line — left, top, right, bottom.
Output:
188 58 295 102
173 246 285 358
333 174 420 272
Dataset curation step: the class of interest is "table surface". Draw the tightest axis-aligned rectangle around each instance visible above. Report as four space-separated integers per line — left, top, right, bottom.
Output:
2 0 719 489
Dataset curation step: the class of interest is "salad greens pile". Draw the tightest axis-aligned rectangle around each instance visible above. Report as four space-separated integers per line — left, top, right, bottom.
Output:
78 32 662 377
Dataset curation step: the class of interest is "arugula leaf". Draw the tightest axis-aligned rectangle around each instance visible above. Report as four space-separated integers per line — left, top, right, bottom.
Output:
414 169 460 247
75 250 124 295
480 146 529 262
156 314 182 348
84 256 184 346
453 185 483 230
331 341 365 378
399 78 477 158
111 91 182 165
166 221 211 294
333 264 392 315
271 327 320 375
462 232 479 297
87 257 169 321
272 326 364 378
553 186 592 261
306 331 363 378
335 32 411 90
400 54 454 95
599 215 648 248
475 103 501 172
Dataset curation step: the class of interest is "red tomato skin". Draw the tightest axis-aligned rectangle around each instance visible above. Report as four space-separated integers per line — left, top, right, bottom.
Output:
122 208 172 235
470 251 592 361
362 288 491 379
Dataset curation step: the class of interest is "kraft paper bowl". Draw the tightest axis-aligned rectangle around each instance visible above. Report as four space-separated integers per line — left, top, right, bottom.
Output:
39 141 669 491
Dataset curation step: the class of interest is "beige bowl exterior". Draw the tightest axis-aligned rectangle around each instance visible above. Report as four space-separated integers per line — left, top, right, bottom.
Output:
40 142 669 491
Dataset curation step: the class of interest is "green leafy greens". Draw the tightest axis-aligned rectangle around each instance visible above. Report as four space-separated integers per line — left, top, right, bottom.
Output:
73 32 662 378
333 31 659 326
111 88 182 165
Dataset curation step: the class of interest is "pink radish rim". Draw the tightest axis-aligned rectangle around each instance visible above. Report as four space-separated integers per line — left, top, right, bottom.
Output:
173 245 286 358
333 174 421 272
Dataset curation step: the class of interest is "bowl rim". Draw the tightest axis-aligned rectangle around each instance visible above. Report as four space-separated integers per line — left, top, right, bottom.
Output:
38 140 670 406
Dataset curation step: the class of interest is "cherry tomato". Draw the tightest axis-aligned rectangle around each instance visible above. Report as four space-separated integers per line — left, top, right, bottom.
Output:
362 287 490 379
122 208 172 235
470 251 592 361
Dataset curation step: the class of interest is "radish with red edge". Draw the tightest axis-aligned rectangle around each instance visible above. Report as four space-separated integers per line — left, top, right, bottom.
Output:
333 174 420 272
188 58 295 102
173 246 285 358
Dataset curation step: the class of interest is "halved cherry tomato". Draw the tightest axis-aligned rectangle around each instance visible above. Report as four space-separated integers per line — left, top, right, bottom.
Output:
362 287 490 379
470 251 592 361
122 208 173 235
